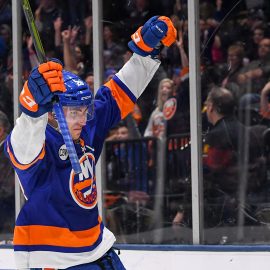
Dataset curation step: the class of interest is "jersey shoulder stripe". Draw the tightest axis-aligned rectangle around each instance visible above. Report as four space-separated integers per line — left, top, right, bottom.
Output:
104 76 136 119
113 75 136 103
6 139 45 171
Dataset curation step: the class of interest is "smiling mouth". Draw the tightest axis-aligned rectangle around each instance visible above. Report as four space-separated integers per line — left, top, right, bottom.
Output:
72 127 82 132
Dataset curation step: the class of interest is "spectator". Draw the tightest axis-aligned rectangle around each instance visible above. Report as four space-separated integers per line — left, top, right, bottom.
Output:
203 87 240 185
136 64 168 132
103 0 128 23
260 80 270 121
220 43 246 100
203 87 265 230
212 34 225 64
0 24 11 64
237 38 270 122
67 0 87 26
200 18 218 65
246 26 266 61
105 121 152 237
222 44 245 86
25 35 39 70
237 38 270 94
162 20 189 79
125 0 159 34
61 25 90 77
59 17 93 76
74 43 88 76
84 15 93 47
34 0 63 53
112 121 148 192
144 78 175 139
103 24 126 70
0 110 14 235
82 15 94 72
166 58 213 136
213 0 226 22
0 71 12 122
84 71 94 93
53 15 64 53
105 125 119 142
0 0 11 25
104 67 117 83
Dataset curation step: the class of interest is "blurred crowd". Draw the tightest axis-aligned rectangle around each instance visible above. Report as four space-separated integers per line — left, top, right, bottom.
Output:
1 0 270 243
0 0 269 129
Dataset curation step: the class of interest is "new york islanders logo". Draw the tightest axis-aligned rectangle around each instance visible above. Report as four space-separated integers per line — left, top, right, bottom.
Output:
69 153 97 209
163 97 177 120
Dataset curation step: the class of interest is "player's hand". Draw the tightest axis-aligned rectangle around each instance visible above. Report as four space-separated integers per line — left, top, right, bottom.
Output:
19 59 65 117
128 16 177 57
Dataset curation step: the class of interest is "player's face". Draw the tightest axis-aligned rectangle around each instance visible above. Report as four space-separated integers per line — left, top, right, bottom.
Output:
64 106 88 140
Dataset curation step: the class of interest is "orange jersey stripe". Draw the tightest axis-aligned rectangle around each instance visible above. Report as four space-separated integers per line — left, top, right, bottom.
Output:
105 80 135 119
14 216 102 247
7 142 45 170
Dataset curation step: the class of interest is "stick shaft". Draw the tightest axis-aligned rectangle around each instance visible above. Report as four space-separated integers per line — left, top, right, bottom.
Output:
22 0 46 63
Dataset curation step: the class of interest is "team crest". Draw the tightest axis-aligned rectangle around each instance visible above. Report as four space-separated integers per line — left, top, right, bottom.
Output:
69 153 97 209
163 97 177 120
59 144 68 160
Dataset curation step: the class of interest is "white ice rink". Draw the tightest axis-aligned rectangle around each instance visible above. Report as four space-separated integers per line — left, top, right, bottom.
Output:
1 247 270 270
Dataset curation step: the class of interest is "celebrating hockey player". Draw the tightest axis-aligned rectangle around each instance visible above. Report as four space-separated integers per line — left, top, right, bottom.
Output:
5 16 176 269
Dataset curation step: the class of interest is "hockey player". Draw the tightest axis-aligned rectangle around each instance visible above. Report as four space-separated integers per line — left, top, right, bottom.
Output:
5 16 176 269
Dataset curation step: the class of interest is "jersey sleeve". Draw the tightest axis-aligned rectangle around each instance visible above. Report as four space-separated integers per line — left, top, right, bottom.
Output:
5 112 47 168
110 53 160 117
4 113 48 199
92 54 160 158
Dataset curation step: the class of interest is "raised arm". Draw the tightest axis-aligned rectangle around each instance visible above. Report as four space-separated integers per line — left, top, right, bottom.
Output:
105 16 177 119
7 60 65 165
54 16 63 48
62 27 77 73
176 29 188 68
26 36 39 69
84 16 93 46
93 16 177 147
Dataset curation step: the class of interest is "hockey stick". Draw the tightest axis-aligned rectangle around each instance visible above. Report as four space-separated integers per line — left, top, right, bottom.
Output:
21 0 82 174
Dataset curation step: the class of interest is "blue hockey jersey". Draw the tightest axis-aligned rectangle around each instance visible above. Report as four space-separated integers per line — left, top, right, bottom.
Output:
5 54 160 269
